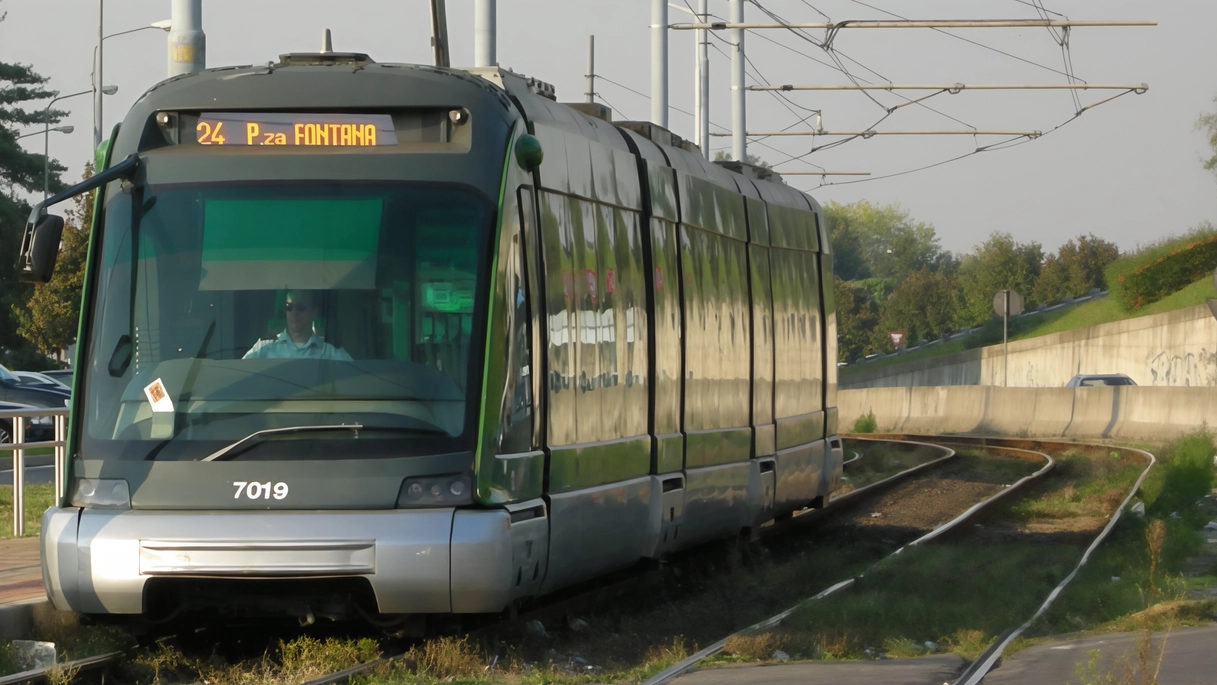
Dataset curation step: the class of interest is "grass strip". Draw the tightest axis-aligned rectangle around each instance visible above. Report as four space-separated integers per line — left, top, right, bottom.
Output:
0 483 54 539
837 438 948 492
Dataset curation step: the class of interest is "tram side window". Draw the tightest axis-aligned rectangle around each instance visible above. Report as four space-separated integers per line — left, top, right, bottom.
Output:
499 190 535 454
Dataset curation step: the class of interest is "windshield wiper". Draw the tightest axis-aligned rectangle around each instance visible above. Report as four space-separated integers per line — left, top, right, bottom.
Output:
200 424 449 462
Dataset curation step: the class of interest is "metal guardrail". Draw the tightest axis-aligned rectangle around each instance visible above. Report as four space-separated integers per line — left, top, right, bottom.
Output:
1 408 69 537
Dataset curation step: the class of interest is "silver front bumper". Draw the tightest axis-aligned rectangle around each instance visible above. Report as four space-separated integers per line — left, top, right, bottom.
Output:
41 506 521 615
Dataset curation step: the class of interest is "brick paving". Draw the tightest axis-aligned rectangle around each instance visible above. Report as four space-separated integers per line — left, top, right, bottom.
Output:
0 537 44 605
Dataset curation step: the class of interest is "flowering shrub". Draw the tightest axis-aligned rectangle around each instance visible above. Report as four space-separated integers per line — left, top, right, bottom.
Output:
1106 227 1217 310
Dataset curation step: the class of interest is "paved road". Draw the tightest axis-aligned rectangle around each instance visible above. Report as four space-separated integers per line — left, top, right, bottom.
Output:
982 624 1217 684
673 655 966 685
0 465 53 487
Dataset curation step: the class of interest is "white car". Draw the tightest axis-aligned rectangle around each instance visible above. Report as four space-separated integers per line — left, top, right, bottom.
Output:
1065 374 1137 388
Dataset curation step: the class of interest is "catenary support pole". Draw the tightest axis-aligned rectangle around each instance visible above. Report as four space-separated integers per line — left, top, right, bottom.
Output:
697 0 709 157
651 0 668 127
1004 289 1010 387
94 0 102 149
430 0 450 67
168 0 205 77
730 0 745 161
586 36 595 104
474 0 496 67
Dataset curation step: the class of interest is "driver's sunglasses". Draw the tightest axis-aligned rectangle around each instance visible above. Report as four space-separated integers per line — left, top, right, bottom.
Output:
285 301 312 313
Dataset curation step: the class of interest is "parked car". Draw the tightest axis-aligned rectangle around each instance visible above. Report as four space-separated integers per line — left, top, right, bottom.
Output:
1065 374 1137 387
0 364 70 408
39 369 74 389
0 401 55 444
12 370 69 392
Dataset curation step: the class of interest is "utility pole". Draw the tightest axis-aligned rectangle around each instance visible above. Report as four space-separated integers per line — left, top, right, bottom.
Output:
430 0 450 68
168 0 205 77
586 36 595 104
651 0 668 127
94 0 102 149
474 0 496 67
730 0 745 161
696 0 709 157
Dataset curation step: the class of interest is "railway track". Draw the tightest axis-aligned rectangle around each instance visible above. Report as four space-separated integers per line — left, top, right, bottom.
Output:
641 435 1155 685
3 435 1120 685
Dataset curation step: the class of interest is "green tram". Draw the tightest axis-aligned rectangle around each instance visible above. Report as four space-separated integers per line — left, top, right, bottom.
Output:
19 50 842 622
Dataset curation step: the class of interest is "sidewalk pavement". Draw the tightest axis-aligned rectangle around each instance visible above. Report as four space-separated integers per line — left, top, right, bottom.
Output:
0 537 44 605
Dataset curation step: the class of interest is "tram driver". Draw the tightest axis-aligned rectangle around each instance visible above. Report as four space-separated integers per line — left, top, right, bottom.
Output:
243 289 353 361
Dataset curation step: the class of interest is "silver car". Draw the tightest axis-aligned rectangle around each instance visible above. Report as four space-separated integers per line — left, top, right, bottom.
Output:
1065 373 1137 387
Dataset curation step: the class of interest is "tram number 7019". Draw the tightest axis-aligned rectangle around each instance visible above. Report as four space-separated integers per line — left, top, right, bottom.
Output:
233 481 289 500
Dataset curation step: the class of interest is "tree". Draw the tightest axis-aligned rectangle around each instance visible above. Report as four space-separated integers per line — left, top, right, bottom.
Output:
0 16 70 367
1197 94 1217 180
876 267 962 346
833 276 880 362
712 150 772 169
15 165 94 358
823 200 952 287
957 232 1044 327
1031 234 1119 305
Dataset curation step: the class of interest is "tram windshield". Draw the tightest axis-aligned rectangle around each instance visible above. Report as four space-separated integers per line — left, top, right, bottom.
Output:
80 181 491 461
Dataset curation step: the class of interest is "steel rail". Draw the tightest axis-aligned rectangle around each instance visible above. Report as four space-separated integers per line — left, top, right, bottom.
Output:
641 438 1056 685
0 650 123 685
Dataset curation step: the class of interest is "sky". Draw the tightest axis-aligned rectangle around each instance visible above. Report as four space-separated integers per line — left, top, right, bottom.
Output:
3 0 1214 255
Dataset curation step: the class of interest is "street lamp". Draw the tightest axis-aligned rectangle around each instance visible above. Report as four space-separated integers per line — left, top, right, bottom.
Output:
45 86 116 198
15 126 73 140
94 9 172 147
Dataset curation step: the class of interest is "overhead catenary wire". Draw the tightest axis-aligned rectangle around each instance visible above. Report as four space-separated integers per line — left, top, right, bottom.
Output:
596 71 830 172
805 87 1140 190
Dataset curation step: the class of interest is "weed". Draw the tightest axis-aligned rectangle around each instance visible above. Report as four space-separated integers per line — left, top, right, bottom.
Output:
278 635 380 678
0 642 20 678
404 636 485 680
1145 521 1167 596
1070 629 1170 685
42 662 80 685
852 411 877 434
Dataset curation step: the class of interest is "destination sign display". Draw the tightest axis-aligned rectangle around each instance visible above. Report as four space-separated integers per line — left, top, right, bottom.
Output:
195 112 399 147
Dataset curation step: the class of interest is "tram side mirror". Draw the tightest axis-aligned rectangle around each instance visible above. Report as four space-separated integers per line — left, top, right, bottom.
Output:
17 214 66 283
515 134 544 171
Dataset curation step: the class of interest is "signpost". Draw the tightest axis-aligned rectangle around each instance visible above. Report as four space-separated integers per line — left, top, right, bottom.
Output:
993 289 1025 386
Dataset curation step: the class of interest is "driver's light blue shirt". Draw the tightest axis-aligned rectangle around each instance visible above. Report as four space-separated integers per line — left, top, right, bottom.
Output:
243 330 353 361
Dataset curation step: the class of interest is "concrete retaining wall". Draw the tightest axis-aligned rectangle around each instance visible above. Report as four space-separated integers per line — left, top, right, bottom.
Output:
840 386 1217 442
842 304 1217 389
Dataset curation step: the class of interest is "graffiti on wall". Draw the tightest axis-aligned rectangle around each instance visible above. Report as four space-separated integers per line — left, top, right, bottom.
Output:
1147 349 1217 386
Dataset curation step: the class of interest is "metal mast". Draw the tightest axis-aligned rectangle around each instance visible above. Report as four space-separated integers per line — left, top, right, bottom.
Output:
651 0 668 127
168 0 205 77
730 0 745 161
696 0 709 157
430 0 450 67
586 36 596 104
94 0 103 148
474 0 496 67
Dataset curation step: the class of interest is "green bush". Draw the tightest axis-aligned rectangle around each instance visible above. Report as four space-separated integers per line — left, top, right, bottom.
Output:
1143 430 1215 517
1106 222 1217 310
852 411 878 434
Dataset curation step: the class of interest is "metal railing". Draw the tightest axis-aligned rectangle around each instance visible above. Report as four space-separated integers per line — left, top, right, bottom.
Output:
1 408 69 537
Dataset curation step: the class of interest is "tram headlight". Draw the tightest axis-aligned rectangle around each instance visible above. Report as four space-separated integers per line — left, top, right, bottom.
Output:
396 473 472 508
69 478 130 510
